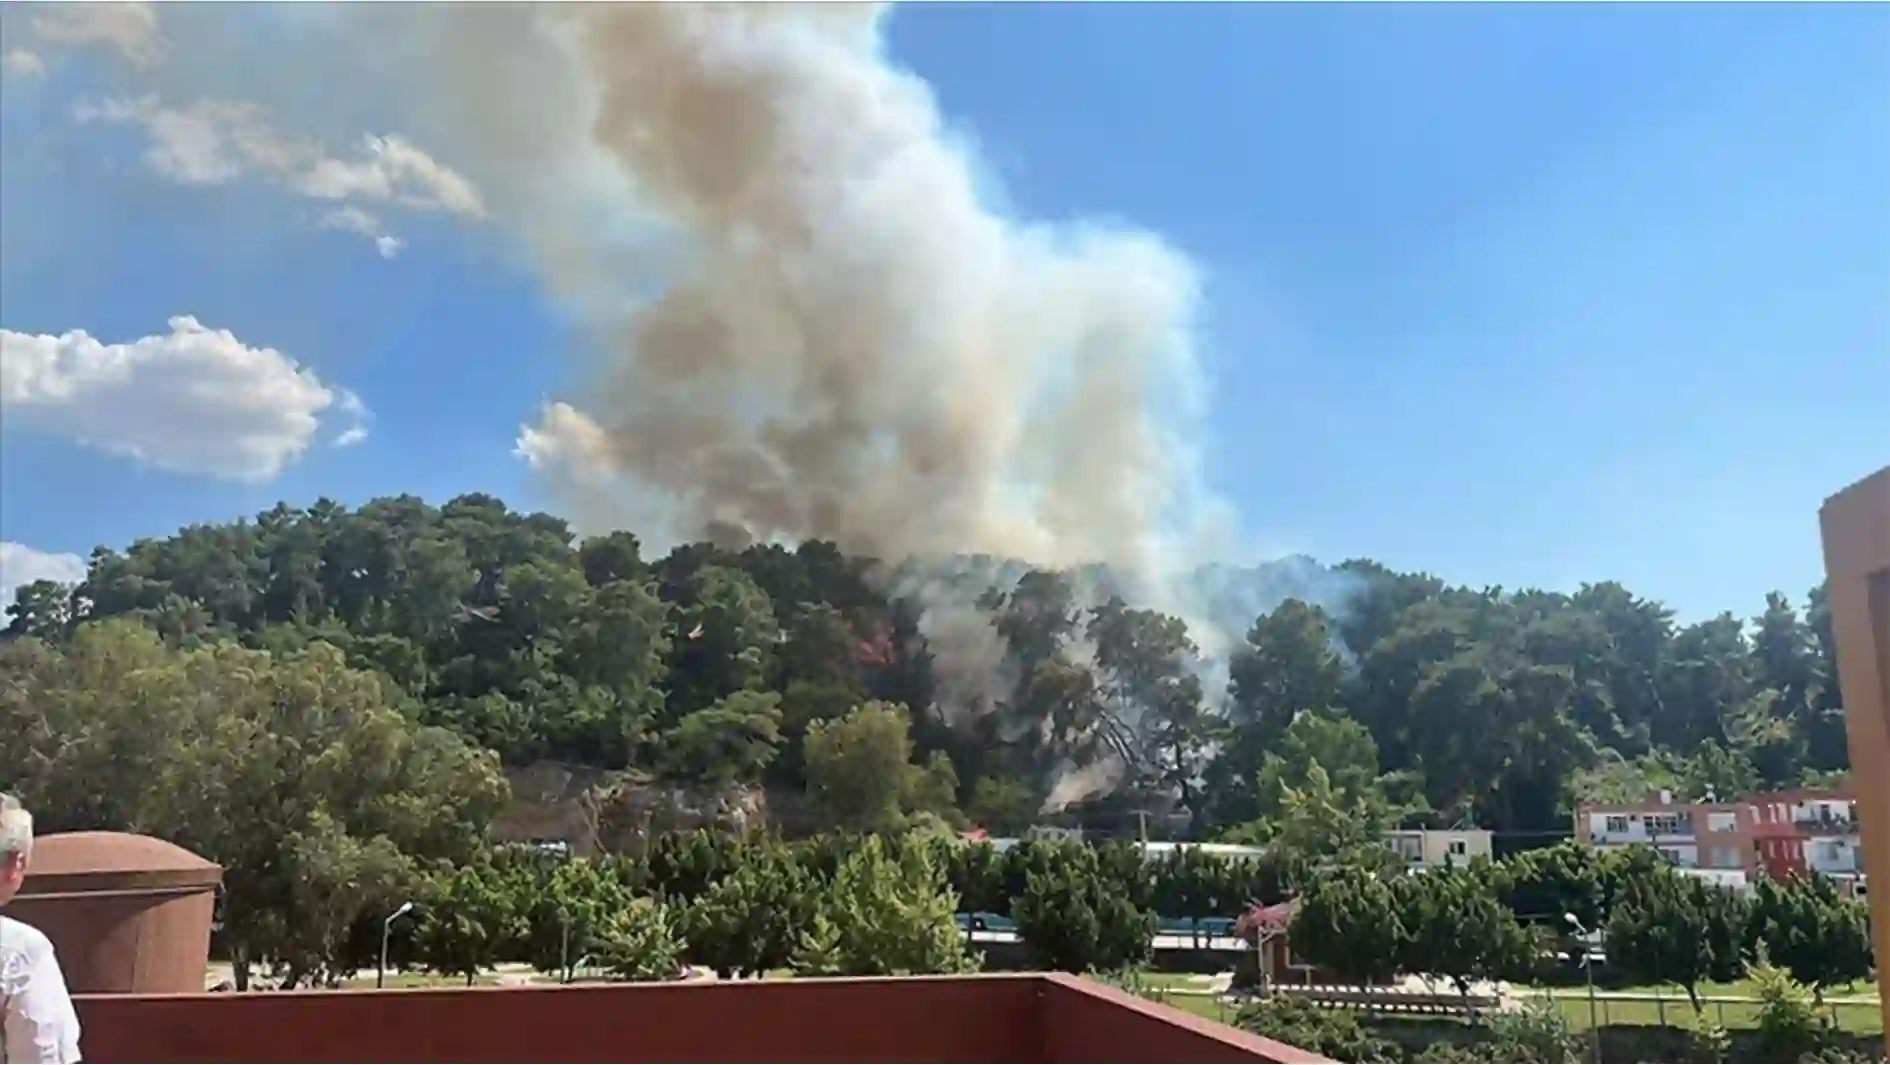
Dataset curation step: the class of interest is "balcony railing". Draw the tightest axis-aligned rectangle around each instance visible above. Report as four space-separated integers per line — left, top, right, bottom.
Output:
1794 815 1858 834
1808 852 1863 874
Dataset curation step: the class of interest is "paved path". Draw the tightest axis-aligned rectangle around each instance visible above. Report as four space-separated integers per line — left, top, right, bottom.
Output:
1512 985 1882 1006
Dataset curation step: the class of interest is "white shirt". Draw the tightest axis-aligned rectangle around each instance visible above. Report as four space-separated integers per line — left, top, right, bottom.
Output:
1 916 81 1064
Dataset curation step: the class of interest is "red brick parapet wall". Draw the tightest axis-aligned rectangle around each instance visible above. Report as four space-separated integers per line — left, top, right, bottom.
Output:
74 972 1329 1064
1037 974 1328 1063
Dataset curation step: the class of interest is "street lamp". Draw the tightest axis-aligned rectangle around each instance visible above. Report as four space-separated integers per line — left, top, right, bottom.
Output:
1565 913 1602 1064
379 901 415 990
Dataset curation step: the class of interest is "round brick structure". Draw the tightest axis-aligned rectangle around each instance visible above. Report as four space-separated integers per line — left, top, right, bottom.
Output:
4 831 222 994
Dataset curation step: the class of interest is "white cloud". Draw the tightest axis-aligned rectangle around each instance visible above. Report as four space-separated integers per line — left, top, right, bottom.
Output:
515 401 618 483
0 316 369 481
331 390 372 447
0 541 87 613
29 2 166 68
297 135 486 218
319 207 401 258
75 95 487 222
319 206 405 259
73 96 268 184
1 48 47 79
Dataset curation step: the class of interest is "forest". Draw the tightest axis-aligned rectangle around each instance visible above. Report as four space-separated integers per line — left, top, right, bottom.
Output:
1 490 1851 847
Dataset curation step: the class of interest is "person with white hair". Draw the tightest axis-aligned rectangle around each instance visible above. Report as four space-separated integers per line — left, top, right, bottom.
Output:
1 794 81 1064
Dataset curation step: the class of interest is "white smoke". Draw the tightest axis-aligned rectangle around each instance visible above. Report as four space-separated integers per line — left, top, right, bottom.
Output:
435 5 1213 582
31 3 1367 807
390 4 1359 804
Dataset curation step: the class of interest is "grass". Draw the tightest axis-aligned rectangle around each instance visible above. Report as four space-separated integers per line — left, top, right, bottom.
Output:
1581 976 1881 1003
1126 973 1886 1037
1159 987 1883 1039
1534 984 1883 1035
1140 987 1244 1026
1129 971 1220 990
337 971 504 989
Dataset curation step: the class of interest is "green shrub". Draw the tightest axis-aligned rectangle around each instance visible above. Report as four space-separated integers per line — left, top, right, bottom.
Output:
590 896 683 982
1480 1002 1581 1063
1750 946 1841 1062
1235 995 1397 1063
1012 860 1157 974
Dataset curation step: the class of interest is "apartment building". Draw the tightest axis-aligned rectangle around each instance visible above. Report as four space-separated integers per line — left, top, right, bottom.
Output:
1574 786 1866 896
1750 788 1865 894
1384 828 1495 868
1574 790 1757 888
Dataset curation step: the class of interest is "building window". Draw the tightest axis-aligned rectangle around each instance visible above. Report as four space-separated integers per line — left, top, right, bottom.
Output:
1604 815 1629 834
1658 848 1683 865
1707 812 1738 833
1647 813 1687 836
1448 838 1467 856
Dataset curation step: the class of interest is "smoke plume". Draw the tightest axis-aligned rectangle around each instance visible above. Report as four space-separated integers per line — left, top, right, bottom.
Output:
30 2 1366 809
494 4 1213 590
421 3 1357 808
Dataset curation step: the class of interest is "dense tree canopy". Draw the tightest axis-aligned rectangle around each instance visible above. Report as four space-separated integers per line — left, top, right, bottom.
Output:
0 619 508 987
2 490 1853 852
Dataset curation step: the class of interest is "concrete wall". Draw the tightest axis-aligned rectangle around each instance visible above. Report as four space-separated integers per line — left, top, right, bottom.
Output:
75 977 1038 1063
1038 974 1327 1063
72 974 1329 1064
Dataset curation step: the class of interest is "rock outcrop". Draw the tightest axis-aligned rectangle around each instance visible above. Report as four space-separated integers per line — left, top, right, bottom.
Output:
493 761 768 855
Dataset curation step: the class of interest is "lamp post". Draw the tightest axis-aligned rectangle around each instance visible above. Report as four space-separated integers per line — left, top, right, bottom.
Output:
379 901 415 990
1566 913 1602 1063
559 906 573 984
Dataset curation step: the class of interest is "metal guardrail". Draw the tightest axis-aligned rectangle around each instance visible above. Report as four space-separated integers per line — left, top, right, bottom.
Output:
1275 986 1500 1016
954 912 1248 952
955 912 1239 935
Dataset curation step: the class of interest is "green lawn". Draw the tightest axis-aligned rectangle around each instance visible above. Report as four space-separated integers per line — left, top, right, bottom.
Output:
1126 971 1221 991
1133 978 1886 1037
338 971 504 989
1145 989 1244 1026
1598 977 1881 1003
1533 984 1882 1035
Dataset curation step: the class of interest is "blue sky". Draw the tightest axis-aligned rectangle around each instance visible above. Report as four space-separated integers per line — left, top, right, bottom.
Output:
1 3 1885 621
